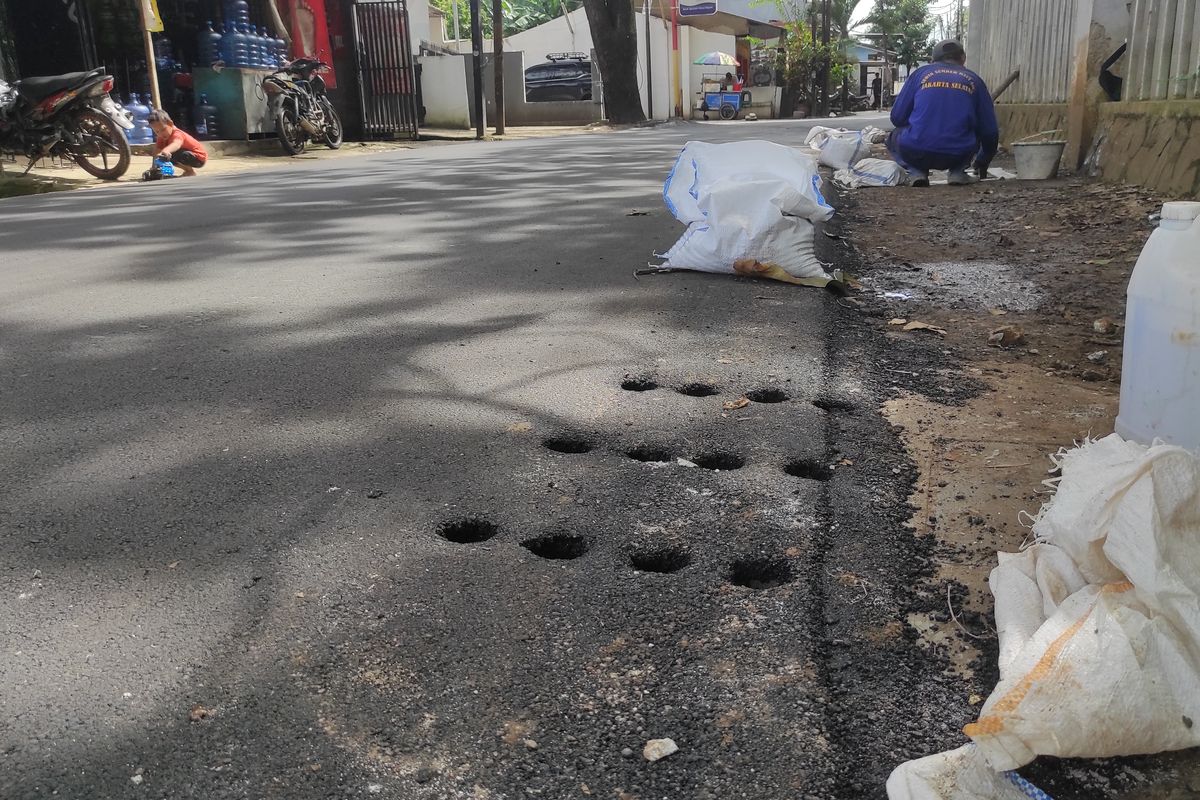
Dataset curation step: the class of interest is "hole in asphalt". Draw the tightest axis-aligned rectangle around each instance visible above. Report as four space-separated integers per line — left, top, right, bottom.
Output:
676 382 720 397
746 388 789 403
630 547 691 574
626 445 673 463
438 517 499 544
622 376 658 392
522 533 591 560
542 437 594 454
692 452 745 471
785 459 833 481
813 397 857 413
727 558 793 590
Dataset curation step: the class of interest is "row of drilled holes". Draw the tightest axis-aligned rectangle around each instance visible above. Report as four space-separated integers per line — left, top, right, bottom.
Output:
436 519 791 588
543 437 833 481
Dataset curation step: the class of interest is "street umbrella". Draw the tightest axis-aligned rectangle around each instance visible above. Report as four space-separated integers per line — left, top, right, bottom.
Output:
692 51 739 66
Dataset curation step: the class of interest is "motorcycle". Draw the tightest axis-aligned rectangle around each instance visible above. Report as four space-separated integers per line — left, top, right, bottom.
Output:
0 68 134 180
262 58 343 156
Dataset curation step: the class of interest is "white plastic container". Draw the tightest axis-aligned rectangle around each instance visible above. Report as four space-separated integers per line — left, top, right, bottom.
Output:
1115 201 1200 451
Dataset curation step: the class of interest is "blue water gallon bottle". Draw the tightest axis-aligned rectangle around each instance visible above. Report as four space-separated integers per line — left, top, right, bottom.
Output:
198 20 221 65
195 92 220 139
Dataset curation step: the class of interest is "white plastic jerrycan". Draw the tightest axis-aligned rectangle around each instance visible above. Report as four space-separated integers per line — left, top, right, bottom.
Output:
1115 201 1200 451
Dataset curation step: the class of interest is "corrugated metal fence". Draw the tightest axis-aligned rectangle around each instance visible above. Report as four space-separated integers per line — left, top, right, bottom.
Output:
969 0 1077 104
1127 0 1200 100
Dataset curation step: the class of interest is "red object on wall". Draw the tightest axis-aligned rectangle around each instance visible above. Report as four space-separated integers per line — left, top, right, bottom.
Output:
287 0 337 88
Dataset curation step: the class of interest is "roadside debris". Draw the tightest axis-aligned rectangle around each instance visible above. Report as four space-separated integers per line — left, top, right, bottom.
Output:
188 704 211 722
655 140 839 287
1086 350 1108 363
1093 317 1118 335
722 397 750 410
889 434 1200 797
901 320 947 335
643 738 679 762
987 325 1025 347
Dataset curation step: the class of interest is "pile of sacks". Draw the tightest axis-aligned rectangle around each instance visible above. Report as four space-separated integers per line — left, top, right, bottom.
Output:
657 140 838 287
804 125 908 188
888 433 1200 799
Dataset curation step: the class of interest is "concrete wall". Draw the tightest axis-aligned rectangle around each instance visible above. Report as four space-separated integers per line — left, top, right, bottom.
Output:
418 54 472 128
1091 100 1200 195
482 51 601 125
994 104 1071 145
507 8 674 120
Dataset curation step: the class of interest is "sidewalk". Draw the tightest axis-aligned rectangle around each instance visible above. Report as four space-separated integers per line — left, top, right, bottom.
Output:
0 123 614 198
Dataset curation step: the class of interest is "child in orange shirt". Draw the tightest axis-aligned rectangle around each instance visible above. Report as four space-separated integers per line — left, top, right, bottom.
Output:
147 110 208 177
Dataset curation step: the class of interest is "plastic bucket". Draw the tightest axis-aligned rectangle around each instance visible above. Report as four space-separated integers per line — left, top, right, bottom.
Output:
1013 132 1067 179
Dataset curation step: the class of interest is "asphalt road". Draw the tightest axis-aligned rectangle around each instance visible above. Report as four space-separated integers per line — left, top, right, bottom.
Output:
2 115 977 800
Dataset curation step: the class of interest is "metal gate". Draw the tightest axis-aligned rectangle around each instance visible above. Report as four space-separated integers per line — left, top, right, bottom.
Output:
351 0 420 139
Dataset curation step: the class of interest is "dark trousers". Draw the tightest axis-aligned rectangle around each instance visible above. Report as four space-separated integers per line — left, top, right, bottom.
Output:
171 150 205 169
887 129 973 174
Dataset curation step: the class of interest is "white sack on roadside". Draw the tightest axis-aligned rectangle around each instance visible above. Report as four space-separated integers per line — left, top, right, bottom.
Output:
888 434 1200 799
834 158 907 188
965 435 1200 771
803 125 870 169
885 746 1036 800
862 125 889 144
660 141 834 284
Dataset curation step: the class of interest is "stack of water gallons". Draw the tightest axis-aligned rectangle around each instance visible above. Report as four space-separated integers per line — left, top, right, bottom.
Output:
197 21 222 67
125 93 156 145
194 93 220 140
214 0 286 69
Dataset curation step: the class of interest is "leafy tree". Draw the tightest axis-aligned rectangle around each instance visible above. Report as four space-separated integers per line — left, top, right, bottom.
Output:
864 0 935 69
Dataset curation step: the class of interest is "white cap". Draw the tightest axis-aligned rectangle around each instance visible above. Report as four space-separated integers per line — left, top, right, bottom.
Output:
1161 201 1200 221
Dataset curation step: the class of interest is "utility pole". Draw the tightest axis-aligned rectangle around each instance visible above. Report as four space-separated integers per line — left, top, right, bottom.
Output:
492 0 504 134
819 0 830 117
645 0 653 119
955 0 964 40
469 0 485 138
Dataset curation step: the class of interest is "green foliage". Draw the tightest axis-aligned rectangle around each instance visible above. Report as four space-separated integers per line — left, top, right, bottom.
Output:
431 0 582 39
778 18 852 105
864 0 936 68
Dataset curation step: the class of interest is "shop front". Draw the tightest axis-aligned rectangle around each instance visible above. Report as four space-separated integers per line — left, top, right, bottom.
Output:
0 0 419 144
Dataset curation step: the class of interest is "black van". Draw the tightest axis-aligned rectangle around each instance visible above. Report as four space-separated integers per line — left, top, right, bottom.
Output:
524 53 593 102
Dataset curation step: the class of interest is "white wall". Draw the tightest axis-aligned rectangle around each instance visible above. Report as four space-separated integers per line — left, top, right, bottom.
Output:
408 0 432 50
685 28 738 117
418 54 472 128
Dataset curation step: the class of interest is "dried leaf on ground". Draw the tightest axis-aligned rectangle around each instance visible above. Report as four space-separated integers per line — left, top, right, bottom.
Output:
902 320 948 335
723 397 751 410
888 318 908 325
189 704 211 722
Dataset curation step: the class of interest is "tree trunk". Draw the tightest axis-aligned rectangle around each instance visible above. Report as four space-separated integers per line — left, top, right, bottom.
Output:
580 0 646 124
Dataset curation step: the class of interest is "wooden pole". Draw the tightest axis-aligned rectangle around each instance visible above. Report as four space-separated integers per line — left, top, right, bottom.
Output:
991 68 1021 100
470 0 485 138
645 0 653 119
138 0 162 109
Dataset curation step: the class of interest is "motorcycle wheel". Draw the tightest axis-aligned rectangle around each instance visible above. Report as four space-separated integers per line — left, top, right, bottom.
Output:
70 109 131 180
321 99 343 149
275 99 306 156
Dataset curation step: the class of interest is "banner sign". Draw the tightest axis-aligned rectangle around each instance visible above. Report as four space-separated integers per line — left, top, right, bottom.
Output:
139 0 164 32
679 1 717 16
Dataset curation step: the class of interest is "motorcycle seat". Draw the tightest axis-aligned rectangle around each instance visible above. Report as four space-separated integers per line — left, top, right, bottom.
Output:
15 69 107 102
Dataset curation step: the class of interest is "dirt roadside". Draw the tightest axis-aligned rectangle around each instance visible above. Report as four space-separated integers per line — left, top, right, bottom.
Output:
838 169 1200 797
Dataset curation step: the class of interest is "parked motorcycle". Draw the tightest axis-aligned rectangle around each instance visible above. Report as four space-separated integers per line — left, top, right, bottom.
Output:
0 68 134 180
262 58 343 156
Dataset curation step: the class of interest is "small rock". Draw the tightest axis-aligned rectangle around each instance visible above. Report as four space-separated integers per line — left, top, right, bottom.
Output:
1081 369 1106 382
643 737 678 762
414 767 438 784
621 747 633 758
1093 317 1117 334
130 774 144 786
1087 350 1108 363
366 489 385 499
523 738 538 750
188 704 210 722
987 325 1025 347
367 784 383 794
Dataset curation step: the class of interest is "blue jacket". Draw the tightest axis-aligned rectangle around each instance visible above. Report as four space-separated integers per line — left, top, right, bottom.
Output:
891 62 999 167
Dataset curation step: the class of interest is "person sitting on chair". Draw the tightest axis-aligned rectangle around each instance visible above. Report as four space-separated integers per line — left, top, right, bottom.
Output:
887 39 998 187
